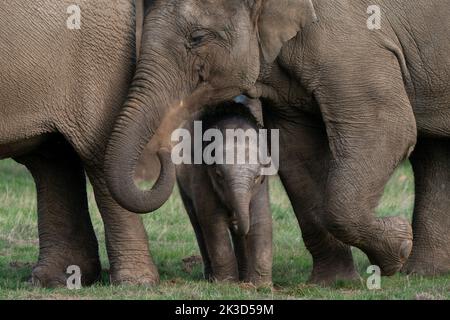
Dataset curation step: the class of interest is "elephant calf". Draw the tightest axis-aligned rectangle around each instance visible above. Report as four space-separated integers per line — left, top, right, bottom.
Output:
175 100 273 285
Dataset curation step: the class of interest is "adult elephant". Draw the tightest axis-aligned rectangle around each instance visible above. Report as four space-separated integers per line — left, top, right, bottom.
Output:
0 0 174 287
107 0 450 281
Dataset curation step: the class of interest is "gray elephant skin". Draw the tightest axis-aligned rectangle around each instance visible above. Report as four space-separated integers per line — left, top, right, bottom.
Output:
0 1 175 287
111 0 450 283
176 101 272 285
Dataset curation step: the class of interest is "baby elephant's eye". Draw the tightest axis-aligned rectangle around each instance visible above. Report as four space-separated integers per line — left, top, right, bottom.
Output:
215 167 224 179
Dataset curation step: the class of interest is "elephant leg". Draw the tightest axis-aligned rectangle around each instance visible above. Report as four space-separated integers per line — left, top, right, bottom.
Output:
403 138 450 275
16 139 100 288
279 170 358 284
85 167 159 285
231 232 249 282
316 53 416 275
195 203 239 282
178 184 213 279
265 109 357 284
244 182 273 285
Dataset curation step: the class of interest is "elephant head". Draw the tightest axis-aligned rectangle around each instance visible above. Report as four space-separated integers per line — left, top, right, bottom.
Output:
205 110 266 237
105 0 317 213
209 161 265 237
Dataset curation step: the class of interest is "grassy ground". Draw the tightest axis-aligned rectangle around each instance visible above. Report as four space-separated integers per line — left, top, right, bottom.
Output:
0 159 448 300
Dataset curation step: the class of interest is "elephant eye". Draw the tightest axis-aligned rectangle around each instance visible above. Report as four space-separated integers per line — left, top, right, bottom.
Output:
190 30 210 47
215 167 224 179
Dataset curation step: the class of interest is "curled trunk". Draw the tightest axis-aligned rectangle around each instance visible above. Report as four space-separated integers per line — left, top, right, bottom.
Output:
105 61 179 213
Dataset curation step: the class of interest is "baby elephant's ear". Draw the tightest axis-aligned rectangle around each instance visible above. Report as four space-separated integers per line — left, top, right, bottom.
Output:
246 99 264 127
236 96 264 126
257 0 318 63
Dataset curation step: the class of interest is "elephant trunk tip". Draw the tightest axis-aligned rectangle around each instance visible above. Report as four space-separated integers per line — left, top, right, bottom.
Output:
231 214 250 237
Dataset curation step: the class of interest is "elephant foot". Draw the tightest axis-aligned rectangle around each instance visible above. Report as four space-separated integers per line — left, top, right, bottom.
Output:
244 274 272 287
205 261 239 283
30 249 101 288
309 271 360 286
402 249 450 276
109 260 159 286
308 259 359 286
305 238 358 286
208 269 239 283
402 260 450 276
365 217 413 276
209 273 239 283
309 270 360 286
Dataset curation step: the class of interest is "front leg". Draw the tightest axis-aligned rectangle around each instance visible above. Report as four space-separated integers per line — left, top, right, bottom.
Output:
231 232 249 282
16 139 100 288
86 167 159 285
264 106 357 285
245 180 273 286
315 50 416 275
195 201 239 282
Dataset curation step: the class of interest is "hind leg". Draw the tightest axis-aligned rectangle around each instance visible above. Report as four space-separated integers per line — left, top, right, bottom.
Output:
245 180 273 286
403 138 450 275
16 138 101 288
312 52 416 275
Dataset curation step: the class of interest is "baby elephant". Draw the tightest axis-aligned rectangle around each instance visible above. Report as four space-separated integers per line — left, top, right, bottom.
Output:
176 100 272 285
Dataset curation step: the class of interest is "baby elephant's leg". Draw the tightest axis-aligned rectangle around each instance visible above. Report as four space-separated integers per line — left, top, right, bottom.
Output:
178 186 213 279
231 232 249 281
245 182 273 285
196 203 239 282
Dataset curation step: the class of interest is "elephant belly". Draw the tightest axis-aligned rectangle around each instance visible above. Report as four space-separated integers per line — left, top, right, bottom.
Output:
414 104 450 139
0 135 48 159
406 57 450 138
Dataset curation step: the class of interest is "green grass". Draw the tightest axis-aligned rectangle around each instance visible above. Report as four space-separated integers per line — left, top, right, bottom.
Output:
0 159 448 300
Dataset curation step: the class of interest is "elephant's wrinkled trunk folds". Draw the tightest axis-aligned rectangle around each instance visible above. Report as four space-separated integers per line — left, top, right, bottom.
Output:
232 191 251 237
105 61 180 213
105 9 243 213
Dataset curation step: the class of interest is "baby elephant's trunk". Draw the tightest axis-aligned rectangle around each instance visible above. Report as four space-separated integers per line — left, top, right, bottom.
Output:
231 192 251 237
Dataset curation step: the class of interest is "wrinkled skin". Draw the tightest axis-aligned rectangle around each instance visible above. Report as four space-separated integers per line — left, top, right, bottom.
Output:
135 141 161 182
116 0 450 281
176 102 272 285
0 0 172 287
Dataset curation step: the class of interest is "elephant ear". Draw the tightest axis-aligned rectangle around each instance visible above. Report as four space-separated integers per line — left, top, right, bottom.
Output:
234 95 264 126
256 0 318 62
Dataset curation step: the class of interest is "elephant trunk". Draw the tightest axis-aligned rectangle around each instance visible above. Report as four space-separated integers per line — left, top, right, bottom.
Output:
231 189 251 237
105 59 181 213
